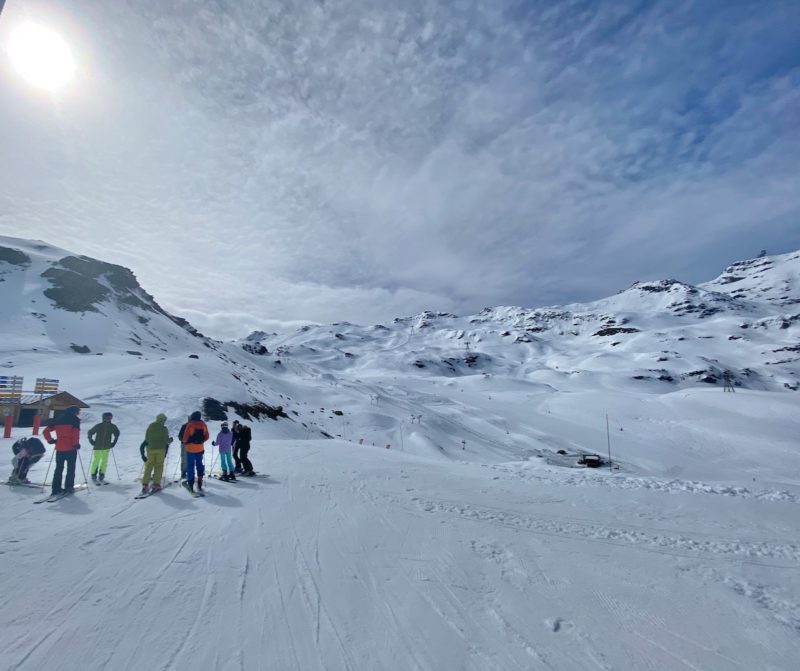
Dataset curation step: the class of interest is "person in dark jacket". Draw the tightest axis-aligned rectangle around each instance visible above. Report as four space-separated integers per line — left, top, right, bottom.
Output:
231 419 242 473
8 437 46 484
87 412 120 482
178 415 190 483
43 406 81 495
238 424 254 475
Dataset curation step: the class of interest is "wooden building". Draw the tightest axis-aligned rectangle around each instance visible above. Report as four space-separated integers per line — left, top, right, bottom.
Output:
14 392 91 427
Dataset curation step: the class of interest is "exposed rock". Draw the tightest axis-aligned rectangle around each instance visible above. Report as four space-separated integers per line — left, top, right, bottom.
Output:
0 247 31 266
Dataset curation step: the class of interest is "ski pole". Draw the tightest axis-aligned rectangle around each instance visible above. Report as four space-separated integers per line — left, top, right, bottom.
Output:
171 451 182 482
77 449 91 494
208 451 218 477
40 446 56 493
110 447 121 480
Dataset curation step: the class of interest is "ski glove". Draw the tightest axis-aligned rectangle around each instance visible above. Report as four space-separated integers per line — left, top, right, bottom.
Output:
74 444 80 450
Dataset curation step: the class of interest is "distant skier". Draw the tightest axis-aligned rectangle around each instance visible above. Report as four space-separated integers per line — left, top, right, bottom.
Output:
8 436 46 484
87 412 120 482
43 406 81 495
238 423 254 476
181 411 209 494
231 419 242 473
140 413 171 495
212 421 236 481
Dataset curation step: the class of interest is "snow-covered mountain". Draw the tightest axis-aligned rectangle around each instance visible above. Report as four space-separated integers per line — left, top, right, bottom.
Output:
246 249 800 394
2 238 800 671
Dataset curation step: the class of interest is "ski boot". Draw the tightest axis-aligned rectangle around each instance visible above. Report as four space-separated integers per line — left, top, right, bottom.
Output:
140 484 150 496
91 471 97 482
98 471 105 483
151 483 162 493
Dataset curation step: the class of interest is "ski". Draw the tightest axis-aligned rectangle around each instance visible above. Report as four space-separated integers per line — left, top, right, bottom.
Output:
34 484 89 504
134 482 172 499
2 481 46 489
209 474 238 482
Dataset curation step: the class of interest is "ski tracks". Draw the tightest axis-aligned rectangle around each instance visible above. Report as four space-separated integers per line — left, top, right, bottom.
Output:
489 464 800 504
391 493 800 564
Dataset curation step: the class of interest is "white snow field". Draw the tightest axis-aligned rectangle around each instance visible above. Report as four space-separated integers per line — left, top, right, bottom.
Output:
1 237 799 670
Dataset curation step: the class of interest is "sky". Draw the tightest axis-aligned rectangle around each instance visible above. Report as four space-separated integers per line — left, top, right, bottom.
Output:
0 0 798 340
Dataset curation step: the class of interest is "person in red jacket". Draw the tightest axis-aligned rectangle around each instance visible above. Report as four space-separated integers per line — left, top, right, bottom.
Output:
180 411 209 494
43 405 82 495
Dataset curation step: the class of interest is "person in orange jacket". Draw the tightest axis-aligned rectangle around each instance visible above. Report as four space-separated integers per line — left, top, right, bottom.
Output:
180 411 209 494
43 405 82 495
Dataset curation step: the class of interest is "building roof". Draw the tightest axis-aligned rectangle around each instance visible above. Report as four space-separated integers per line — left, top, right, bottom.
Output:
18 391 90 409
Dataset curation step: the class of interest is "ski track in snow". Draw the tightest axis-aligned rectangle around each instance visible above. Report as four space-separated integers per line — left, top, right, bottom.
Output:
367 489 800 565
489 464 800 503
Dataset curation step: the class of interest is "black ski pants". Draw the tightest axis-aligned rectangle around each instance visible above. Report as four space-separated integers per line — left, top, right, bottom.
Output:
52 449 77 494
239 444 252 473
15 454 42 480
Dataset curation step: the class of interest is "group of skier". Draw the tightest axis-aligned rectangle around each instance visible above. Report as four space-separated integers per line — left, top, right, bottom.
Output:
6 405 257 498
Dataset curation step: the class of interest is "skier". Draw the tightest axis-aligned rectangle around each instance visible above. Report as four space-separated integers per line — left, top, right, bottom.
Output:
8 436 46 484
140 413 171 495
178 414 190 483
231 419 242 473
238 423 254 476
87 411 120 482
212 422 236 481
181 411 209 494
43 405 82 496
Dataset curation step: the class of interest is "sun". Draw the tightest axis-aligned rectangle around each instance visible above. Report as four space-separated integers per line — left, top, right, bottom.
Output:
7 21 76 90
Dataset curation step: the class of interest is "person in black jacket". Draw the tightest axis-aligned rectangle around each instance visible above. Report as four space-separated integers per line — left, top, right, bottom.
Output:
231 420 242 473
178 415 190 483
9 437 47 484
238 424 254 475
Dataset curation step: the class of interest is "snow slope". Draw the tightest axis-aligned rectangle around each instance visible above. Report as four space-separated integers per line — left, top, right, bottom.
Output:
1 239 799 670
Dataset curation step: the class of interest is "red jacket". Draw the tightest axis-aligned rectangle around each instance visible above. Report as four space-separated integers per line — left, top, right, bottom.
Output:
43 420 81 453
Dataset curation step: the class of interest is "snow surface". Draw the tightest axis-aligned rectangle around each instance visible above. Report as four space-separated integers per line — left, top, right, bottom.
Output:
1 239 799 670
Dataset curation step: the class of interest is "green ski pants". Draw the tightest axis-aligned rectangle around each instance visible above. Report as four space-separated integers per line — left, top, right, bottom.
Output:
90 449 110 477
142 449 166 486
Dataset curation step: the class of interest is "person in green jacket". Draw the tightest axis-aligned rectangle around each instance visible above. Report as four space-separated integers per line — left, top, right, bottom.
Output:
140 413 172 494
88 412 120 482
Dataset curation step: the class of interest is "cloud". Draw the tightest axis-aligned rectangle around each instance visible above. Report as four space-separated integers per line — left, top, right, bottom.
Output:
0 0 798 338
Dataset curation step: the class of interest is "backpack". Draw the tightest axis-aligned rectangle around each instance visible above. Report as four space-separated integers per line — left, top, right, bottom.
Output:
188 426 205 444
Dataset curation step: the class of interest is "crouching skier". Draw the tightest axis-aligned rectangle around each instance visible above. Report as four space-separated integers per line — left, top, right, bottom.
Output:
140 413 171 495
181 411 209 496
8 437 47 484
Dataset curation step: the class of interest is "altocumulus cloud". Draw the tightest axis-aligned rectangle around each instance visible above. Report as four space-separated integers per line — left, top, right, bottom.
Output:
0 0 798 339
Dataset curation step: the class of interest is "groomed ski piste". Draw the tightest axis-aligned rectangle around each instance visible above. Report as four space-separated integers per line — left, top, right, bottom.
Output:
1 238 799 670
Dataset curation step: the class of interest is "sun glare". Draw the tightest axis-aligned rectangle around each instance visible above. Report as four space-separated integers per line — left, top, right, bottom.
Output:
7 21 76 90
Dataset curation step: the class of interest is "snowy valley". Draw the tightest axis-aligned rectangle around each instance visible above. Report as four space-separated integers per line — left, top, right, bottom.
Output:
1 235 799 670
